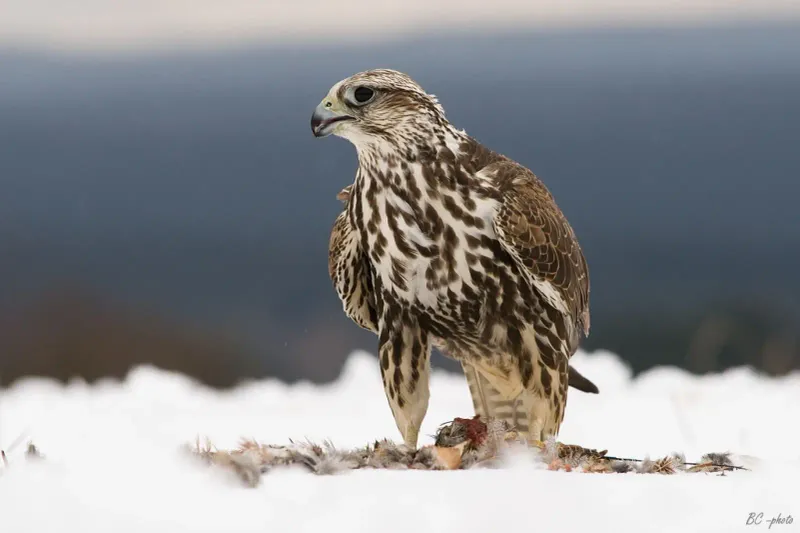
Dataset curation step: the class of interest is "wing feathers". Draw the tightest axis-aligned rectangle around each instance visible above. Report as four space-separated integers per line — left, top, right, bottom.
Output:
492 162 591 338
329 205 378 333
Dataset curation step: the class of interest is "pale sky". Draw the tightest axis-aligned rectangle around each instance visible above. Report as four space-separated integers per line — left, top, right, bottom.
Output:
1 0 799 53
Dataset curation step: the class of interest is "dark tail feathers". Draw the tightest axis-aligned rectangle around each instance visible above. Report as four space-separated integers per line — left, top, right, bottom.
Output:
568 365 599 394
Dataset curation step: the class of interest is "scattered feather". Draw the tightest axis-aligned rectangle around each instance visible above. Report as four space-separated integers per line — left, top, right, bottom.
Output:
187 416 749 486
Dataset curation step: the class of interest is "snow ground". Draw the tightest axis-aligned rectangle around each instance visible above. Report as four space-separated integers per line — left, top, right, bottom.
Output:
1 350 798 533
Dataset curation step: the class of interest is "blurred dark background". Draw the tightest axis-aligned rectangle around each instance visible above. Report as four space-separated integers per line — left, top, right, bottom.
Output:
1 13 799 386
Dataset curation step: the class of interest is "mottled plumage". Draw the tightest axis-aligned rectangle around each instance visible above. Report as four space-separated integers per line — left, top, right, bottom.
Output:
314 69 595 447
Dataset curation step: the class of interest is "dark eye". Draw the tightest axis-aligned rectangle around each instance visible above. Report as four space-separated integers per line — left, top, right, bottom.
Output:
353 86 374 104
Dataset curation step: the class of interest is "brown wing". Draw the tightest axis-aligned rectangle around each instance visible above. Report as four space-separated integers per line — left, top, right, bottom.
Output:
329 206 378 333
491 162 590 339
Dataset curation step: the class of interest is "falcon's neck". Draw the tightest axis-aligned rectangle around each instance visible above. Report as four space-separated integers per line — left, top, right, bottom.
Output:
354 122 473 188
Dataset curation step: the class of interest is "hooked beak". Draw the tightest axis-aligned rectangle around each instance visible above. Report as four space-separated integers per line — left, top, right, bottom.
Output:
311 102 354 138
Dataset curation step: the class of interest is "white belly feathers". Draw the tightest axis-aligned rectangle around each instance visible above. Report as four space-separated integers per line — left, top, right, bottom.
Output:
366 187 499 309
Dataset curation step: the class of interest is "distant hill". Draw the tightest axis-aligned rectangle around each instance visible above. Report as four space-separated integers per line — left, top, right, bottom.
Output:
0 286 257 387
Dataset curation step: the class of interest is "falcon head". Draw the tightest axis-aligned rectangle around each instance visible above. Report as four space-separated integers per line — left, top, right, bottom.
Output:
311 69 446 147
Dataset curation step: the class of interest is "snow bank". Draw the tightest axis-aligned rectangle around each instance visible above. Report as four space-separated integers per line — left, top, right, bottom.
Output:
1 350 798 533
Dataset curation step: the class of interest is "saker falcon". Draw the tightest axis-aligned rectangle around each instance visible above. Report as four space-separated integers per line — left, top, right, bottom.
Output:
313 69 597 448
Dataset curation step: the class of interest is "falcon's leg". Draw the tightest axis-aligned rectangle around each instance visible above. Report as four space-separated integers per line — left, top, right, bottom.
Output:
462 361 530 434
463 359 598 434
378 316 431 449
518 384 566 441
517 324 569 442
